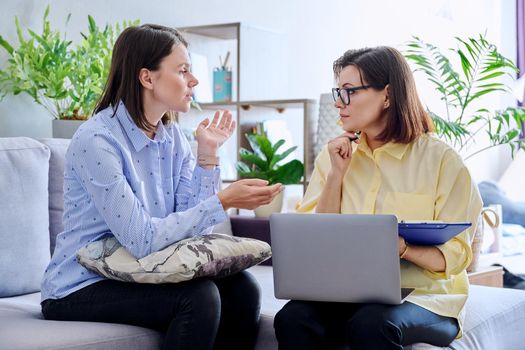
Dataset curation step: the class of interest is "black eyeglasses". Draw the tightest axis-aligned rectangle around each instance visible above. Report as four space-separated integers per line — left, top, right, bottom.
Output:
332 85 371 105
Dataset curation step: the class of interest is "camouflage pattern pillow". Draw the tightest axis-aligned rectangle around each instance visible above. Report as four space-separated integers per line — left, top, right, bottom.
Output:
77 233 271 283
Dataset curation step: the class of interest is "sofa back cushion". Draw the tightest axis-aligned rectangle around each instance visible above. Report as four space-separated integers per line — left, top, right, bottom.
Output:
39 138 70 255
0 137 51 297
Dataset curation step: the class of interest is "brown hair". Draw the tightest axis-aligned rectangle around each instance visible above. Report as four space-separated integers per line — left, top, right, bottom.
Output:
333 46 433 143
94 24 188 132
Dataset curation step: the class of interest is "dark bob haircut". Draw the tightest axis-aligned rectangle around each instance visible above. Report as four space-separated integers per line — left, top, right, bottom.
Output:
333 46 433 143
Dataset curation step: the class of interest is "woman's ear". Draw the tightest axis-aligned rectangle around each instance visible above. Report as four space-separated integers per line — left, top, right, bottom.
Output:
383 84 390 109
139 68 154 90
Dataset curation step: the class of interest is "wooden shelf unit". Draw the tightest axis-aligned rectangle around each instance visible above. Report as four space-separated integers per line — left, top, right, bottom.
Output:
177 23 317 189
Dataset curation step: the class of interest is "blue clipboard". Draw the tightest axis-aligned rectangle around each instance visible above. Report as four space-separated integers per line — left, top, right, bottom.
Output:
398 222 472 245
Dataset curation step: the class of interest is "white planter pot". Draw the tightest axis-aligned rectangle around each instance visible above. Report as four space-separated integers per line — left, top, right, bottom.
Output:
52 120 84 139
254 191 284 218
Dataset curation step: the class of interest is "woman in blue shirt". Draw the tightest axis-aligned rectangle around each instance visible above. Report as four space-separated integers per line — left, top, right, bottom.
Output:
41 24 282 350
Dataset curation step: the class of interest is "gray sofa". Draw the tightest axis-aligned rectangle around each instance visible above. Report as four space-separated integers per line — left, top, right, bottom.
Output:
1 137 525 350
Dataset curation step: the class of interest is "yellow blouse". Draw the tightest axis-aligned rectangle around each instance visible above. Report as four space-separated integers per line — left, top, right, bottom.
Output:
296 133 482 337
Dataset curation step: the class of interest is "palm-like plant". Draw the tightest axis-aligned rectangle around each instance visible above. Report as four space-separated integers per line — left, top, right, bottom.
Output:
404 34 525 159
236 133 304 185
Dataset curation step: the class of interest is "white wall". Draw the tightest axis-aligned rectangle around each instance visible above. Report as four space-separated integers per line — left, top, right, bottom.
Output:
0 0 518 181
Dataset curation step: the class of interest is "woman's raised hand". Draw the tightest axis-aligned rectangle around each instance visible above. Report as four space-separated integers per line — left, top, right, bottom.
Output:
217 179 283 210
196 110 236 155
327 132 360 176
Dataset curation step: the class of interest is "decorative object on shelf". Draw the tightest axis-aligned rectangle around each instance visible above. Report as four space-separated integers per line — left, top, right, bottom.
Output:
212 50 232 102
0 6 137 121
237 132 304 217
314 93 341 159
219 50 230 71
404 33 525 160
213 68 232 102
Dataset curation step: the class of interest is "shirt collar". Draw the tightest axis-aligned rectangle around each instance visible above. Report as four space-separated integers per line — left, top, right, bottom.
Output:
114 101 169 152
356 133 409 160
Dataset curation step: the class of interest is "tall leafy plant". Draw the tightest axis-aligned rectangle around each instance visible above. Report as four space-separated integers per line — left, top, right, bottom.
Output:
404 34 525 159
237 133 304 185
0 6 137 120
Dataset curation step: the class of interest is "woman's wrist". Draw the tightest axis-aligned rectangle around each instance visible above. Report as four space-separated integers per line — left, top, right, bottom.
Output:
327 170 345 183
197 145 218 157
196 145 219 167
217 191 230 210
400 243 410 259
197 154 220 167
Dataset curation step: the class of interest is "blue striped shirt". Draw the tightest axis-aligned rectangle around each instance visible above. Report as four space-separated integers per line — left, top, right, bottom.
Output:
41 102 227 300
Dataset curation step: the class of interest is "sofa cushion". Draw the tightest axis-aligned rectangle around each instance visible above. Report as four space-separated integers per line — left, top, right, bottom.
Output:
0 292 162 350
38 138 70 255
77 233 272 283
1 266 524 350
410 285 525 350
0 137 50 297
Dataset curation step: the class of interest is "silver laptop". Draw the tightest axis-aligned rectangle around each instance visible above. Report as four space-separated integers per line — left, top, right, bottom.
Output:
270 213 412 304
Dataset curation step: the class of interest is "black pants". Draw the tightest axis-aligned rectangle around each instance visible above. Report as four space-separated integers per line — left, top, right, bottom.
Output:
274 300 459 350
42 271 261 350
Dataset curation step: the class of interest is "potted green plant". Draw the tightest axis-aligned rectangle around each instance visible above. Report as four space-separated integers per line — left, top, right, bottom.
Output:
237 132 304 217
404 33 525 160
405 34 525 271
0 6 137 137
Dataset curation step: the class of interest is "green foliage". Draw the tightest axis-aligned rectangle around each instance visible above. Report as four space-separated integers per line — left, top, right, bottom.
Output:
236 133 304 185
66 16 137 119
405 34 525 159
0 6 138 119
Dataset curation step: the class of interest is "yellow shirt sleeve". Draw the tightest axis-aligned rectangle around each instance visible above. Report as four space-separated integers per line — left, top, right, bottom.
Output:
296 147 329 213
425 150 483 280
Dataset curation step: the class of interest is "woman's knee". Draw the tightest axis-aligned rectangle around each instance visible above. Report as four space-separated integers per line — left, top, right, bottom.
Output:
178 279 221 321
212 272 262 349
274 301 313 332
216 271 261 313
232 271 261 306
346 305 402 345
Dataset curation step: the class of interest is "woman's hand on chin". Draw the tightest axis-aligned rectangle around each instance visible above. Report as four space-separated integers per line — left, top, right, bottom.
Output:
327 131 359 176
196 110 236 155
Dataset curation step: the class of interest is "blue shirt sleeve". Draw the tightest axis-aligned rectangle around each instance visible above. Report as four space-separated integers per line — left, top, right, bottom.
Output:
71 130 227 259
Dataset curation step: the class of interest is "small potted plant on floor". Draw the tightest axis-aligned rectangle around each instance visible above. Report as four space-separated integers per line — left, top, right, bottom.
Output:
237 132 304 217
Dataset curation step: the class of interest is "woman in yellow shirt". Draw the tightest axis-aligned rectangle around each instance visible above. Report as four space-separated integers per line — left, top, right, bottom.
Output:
274 47 482 350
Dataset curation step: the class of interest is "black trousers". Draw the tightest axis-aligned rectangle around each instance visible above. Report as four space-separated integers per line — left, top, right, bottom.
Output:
42 271 261 350
274 300 459 350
